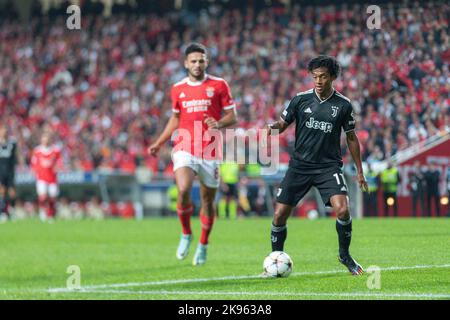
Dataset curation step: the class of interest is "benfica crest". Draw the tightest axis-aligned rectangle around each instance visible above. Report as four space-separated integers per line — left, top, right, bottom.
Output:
206 87 215 98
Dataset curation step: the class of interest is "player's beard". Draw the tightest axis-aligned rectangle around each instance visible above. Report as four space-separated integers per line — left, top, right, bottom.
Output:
189 68 206 81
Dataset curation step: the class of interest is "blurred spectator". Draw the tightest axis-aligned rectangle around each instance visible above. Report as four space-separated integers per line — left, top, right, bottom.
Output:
86 196 105 220
380 161 401 217
425 163 441 216
0 1 448 177
166 182 178 216
410 161 426 217
363 163 379 217
252 178 268 216
447 167 450 217
11 199 29 220
57 197 73 219
237 176 251 216
218 161 240 219
70 200 85 219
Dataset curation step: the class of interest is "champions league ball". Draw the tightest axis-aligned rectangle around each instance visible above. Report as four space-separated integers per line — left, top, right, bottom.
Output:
263 251 293 278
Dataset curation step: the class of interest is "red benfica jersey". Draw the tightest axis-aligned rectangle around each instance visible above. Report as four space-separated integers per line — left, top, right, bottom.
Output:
171 74 235 159
31 145 61 183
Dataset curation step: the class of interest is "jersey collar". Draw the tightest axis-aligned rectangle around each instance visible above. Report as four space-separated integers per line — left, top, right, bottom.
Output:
314 88 335 104
187 74 208 86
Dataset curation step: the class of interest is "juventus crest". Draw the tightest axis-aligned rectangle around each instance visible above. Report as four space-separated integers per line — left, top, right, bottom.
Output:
331 106 339 117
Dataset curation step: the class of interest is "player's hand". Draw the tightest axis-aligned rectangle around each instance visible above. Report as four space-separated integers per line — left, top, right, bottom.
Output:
148 142 161 157
204 114 219 129
357 173 369 193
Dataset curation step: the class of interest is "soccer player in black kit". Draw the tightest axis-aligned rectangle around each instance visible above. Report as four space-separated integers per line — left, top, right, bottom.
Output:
0 125 17 220
265 56 368 275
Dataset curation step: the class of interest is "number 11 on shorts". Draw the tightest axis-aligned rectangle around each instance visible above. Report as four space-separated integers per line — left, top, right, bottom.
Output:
333 173 346 185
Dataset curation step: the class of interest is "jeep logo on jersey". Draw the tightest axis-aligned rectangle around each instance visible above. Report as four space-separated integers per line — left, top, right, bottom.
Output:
331 106 338 117
206 87 215 98
305 117 333 133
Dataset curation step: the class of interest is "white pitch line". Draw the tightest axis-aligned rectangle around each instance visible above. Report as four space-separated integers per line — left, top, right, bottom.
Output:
46 263 450 293
44 289 450 299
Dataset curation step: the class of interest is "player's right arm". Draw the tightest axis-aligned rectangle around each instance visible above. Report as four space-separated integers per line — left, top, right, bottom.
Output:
148 85 182 157
265 119 290 136
148 112 180 156
266 95 301 136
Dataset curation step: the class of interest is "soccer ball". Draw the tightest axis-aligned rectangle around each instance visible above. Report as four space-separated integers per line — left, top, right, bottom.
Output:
263 251 293 278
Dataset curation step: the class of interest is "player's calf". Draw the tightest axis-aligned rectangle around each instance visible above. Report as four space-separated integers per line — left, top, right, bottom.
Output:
176 203 193 236
336 216 352 258
271 203 292 252
271 223 287 252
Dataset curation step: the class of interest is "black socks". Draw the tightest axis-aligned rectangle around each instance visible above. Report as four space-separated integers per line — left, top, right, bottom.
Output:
271 223 287 252
336 217 352 258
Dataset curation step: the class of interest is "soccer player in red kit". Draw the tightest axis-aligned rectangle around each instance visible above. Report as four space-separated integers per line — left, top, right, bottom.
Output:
31 132 61 222
149 43 237 265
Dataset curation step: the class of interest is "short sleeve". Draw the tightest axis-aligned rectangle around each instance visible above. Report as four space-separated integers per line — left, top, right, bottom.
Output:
220 81 235 110
280 95 300 125
342 103 356 132
171 86 180 114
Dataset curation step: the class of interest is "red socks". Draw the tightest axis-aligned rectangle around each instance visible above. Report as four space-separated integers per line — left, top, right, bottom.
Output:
177 203 193 235
39 197 57 218
177 204 215 244
48 198 56 218
199 211 215 245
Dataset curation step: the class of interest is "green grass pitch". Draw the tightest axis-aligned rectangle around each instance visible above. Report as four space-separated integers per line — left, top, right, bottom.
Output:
0 217 449 300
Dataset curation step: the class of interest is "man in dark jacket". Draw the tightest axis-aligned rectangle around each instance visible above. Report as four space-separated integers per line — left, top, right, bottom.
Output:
410 161 426 217
424 164 441 217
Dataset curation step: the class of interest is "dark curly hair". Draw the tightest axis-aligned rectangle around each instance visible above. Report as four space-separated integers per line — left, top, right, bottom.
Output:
307 55 341 78
184 43 208 58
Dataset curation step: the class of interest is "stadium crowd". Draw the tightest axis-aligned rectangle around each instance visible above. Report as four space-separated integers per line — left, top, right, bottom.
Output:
0 1 449 179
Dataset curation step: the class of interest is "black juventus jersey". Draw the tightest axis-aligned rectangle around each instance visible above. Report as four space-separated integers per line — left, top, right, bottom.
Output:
280 88 356 173
0 139 17 173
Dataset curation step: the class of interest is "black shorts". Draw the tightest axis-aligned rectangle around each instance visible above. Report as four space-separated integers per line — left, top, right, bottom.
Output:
276 166 348 207
0 172 14 188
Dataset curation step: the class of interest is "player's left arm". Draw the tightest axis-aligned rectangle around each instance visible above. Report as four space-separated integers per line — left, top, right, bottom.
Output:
343 104 368 192
204 108 237 129
346 130 368 192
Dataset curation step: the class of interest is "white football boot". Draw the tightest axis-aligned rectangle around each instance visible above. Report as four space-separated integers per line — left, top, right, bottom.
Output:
176 234 192 260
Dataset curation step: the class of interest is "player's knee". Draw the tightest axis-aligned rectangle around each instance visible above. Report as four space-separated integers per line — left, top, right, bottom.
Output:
273 209 289 225
177 187 191 201
335 205 350 220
